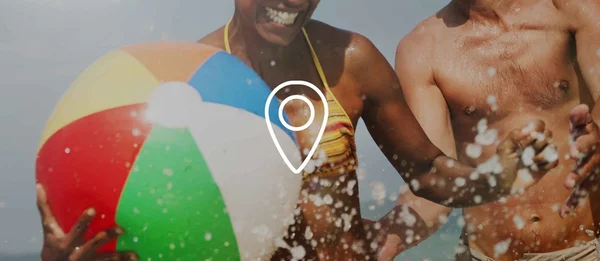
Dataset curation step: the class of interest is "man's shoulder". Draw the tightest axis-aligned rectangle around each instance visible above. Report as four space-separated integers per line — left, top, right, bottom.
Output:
551 0 596 29
394 16 443 85
397 16 441 57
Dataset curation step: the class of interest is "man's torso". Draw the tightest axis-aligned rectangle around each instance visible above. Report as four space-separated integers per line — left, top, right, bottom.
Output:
414 1 600 260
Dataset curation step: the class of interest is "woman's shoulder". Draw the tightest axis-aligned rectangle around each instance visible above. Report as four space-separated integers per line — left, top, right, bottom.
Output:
303 20 369 50
196 26 226 50
304 20 388 75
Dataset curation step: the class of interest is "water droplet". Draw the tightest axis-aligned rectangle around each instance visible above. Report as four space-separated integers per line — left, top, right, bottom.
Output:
438 215 449 224
474 195 482 204
371 182 386 203
456 245 467 254
543 146 558 163
455 177 466 187
304 227 313 240
304 160 316 174
169 243 175 250
224 241 230 247
163 168 174 176
466 144 482 159
346 180 357 196
553 80 561 88
132 128 141 136
270 60 276 66
65 148 71 154
133 237 139 243
457 217 466 227
204 233 212 241
323 194 333 205
521 146 535 167
513 215 525 230
488 176 497 187
477 119 488 134
477 154 504 174
166 182 173 190
517 169 533 184
585 229 595 237
133 207 140 214
488 67 497 77
410 179 420 191
493 238 511 258
290 246 306 260
476 129 498 146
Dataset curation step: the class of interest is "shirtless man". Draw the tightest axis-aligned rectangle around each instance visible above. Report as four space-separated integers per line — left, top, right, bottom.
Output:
395 0 600 260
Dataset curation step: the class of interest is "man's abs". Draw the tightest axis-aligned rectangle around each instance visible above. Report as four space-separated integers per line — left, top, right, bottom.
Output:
456 111 599 259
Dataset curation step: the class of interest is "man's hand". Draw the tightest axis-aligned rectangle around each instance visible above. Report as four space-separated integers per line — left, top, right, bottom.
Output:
561 104 600 217
496 120 559 195
37 184 138 261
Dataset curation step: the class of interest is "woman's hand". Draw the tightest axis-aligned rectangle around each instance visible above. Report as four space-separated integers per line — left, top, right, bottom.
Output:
495 119 559 195
37 184 138 261
363 205 429 261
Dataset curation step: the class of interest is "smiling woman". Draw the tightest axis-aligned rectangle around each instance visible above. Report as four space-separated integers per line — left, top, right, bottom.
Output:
233 0 318 46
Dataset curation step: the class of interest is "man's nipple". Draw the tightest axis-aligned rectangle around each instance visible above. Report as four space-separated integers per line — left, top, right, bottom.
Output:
464 105 476 116
553 80 569 91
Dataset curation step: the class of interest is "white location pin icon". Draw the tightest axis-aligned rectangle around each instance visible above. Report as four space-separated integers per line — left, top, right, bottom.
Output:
265 80 329 174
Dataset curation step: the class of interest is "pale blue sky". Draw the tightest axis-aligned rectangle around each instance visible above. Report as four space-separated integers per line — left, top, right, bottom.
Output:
0 0 451 256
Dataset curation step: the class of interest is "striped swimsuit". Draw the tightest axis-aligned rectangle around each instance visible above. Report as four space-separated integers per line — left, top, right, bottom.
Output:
224 21 358 179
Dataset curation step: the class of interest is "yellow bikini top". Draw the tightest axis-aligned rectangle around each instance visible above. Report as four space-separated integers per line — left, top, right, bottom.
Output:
224 20 358 179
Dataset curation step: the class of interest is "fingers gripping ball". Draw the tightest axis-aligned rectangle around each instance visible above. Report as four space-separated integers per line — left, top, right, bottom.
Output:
35 42 302 260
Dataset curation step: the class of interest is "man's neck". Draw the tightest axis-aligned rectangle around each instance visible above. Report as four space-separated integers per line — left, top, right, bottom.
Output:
452 0 531 24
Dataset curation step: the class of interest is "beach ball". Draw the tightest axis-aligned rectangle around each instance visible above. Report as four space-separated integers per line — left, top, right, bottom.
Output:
35 42 303 260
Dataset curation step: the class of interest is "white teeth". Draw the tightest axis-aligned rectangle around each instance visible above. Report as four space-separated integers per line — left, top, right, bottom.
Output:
265 6 299 25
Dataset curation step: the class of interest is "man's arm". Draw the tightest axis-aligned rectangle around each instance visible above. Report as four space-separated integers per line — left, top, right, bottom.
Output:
558 0 600 104
351 33 552 208
555 0 600 214
390 31 459 248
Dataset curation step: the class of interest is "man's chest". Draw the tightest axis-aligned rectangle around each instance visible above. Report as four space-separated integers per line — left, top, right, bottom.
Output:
434 27 578 121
